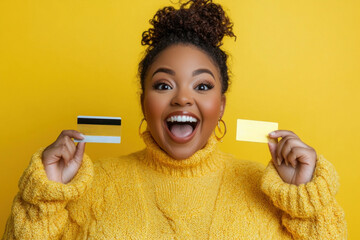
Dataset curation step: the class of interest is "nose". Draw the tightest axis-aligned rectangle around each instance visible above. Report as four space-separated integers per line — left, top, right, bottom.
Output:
170 87 194 106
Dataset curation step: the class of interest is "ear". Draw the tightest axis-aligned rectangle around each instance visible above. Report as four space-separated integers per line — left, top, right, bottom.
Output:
219 95 226 119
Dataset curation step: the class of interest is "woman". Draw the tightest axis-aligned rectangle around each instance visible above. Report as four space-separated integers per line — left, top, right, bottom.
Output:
3 0 346 239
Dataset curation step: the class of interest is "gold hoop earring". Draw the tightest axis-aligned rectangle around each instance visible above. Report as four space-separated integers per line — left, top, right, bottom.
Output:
214 119 227 142
139 118 147 136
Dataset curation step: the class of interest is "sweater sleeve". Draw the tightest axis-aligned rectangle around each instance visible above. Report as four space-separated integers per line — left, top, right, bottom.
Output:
260 155 347 240
2 147 94 240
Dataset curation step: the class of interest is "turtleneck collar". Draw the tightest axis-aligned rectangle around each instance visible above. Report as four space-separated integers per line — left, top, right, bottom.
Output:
140 131 224 177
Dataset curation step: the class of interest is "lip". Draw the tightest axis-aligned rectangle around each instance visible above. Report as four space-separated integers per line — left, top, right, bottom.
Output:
164 111 200 144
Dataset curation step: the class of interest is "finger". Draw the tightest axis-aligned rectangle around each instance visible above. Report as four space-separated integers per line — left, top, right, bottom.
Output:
60 143 73 166
268 130 298 166
64 136 76 155
280 137 306 166
58 130 84 141
267 135 278 160
276 136 298 166
63 142 86 183
54 136 75 166
268 130 298 139
286 147 305 168
73 142 86 164
267 141 277 165
280 136 314 166
288 147 317 167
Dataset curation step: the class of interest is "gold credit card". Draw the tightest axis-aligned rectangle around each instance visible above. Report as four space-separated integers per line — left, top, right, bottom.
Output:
74 116 121 143
236 119 278 143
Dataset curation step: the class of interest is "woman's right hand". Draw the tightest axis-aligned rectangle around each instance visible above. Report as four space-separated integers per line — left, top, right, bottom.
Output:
41 130 86 184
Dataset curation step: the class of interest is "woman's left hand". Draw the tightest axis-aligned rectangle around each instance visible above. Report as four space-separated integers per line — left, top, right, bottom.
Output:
267 130 317 185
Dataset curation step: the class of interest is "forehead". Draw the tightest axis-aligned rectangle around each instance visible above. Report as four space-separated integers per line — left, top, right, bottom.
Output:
148 44 220 77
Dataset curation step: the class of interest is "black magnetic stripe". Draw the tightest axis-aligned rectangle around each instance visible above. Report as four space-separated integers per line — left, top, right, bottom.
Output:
77 118 121 125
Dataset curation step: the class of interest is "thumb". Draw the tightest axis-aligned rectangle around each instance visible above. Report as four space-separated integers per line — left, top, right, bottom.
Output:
73 142 86 164
267 138 278 164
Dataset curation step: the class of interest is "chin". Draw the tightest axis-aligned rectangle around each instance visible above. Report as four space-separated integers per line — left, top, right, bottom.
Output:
152 123 211 160
162 139 200 160
163 137 207 160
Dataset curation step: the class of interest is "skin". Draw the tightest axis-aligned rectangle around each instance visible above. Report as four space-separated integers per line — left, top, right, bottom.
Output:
41 130 85 184
142 44 225 160
268 130 317 185
41 44 317 186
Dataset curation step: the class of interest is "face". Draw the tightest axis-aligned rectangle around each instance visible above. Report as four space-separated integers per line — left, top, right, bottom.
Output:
142 44 226 160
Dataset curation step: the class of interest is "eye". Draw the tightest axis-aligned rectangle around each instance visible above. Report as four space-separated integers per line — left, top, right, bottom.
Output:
153 82 172 90
195 83 214 91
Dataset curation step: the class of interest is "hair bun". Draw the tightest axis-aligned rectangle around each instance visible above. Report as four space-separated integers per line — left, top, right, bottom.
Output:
141 0 236 48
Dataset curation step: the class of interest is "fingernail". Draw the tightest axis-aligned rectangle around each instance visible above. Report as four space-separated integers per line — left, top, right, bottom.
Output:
269 131 275 136
277 157 281 166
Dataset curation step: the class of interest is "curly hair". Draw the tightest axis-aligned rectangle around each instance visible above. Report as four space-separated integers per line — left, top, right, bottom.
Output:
139 0 236 95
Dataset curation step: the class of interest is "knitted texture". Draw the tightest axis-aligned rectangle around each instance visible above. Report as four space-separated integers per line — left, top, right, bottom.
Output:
2 131 347 239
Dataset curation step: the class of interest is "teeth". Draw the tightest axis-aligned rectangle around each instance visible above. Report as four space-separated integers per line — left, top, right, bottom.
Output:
166 115 198 123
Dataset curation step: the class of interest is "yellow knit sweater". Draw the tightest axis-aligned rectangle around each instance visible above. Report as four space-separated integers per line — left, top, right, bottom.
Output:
3 131 347 239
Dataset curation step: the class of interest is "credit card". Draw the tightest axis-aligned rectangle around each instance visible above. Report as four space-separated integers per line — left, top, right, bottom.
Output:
74 116 121 143
236 119 278 143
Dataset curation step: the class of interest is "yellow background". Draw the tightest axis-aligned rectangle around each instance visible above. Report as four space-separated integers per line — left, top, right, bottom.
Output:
1 0 359 237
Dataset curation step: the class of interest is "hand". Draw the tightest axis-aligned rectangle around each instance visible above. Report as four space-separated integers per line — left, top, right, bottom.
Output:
42 130 86 184
267 130 317 185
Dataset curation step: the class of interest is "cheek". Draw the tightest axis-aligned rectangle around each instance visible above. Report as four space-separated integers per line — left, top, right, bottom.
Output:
200 95 222 123
143 93 167 125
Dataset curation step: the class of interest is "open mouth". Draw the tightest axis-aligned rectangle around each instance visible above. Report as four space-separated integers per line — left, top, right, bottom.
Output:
165 114 199 143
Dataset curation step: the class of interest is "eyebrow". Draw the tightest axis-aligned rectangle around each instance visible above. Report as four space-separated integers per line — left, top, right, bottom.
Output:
192 69 215 79
152 68 175 77
152 67 215 79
